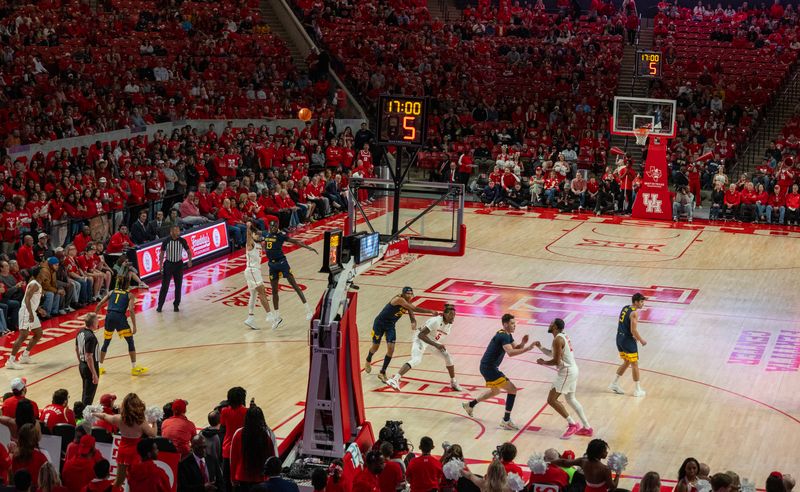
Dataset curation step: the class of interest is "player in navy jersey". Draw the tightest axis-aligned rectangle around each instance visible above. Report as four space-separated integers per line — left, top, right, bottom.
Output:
462 313 536 430
94 274 147 376
364 286 438 383
263 220 318 329
609 292 648 397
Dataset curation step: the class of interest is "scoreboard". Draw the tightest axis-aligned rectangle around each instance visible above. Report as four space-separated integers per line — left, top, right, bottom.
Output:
377 95 428 147
636 51 662 78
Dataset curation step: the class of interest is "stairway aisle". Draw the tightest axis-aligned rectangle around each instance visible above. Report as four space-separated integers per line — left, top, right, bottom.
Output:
427 0 460 22
261 0 307 70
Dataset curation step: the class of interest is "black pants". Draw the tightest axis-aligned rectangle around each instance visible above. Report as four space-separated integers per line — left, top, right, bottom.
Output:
158 261 184 309
79 362 98 405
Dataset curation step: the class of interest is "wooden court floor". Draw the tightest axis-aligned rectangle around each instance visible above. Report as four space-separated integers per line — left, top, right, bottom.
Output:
8 206 800 486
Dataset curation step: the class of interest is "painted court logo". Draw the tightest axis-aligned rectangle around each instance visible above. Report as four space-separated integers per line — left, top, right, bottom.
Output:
413 279 698 326
642 193 663 214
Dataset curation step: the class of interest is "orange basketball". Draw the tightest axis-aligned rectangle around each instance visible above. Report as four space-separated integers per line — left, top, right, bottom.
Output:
298 107 312 122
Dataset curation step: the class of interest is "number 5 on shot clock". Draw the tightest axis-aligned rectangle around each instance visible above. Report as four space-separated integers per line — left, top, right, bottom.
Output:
377 95 428 147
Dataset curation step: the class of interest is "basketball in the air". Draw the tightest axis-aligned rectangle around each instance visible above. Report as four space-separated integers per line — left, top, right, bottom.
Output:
298 107 312 121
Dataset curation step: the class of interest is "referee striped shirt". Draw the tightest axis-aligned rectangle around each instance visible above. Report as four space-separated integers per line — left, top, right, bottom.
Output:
162 236 190 262
76 328 99 365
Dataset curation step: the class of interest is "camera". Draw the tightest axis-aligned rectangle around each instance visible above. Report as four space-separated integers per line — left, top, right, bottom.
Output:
379 420 410 453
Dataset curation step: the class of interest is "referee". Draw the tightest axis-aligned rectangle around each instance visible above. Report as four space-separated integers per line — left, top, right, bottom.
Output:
76 313 100 404
157 225 192 312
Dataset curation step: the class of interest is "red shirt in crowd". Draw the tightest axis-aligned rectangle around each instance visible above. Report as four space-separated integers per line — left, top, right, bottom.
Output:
740 189 758 205
12 449 48 488
61 455 96 492
127 460 171 492
40 403 76 431
352 468 381 492
786 192 800 209
502 460 523 477
107 231 134 253
378 460 404 492
2 395 39 418
405 454 443 492
160 415 196 457
724 189 741 206
0 444 9 486
220 404 247 459
73 231 92 253
16 244 36 270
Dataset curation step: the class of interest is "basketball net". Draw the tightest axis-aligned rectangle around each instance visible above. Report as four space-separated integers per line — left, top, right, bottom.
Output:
633 125 652 146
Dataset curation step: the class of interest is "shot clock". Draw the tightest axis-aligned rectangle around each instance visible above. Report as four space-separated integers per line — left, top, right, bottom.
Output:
377 95 428 147
636 51 662 78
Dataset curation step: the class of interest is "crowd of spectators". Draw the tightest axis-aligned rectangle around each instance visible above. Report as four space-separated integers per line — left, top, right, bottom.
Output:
0 0 337 146
294 0 626 176
0 119 377 334
0 381 795 492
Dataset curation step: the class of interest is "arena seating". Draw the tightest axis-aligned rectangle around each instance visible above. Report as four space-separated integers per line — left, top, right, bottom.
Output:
294 0 624 173
652 7 800 162
0 0 330 146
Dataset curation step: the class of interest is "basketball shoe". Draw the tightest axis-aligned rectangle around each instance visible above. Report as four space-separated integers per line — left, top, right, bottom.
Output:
499 419 519 430
608 382 625 394
561 423 580 439
244 315 258 330
461 402 474 417
131 366 148 376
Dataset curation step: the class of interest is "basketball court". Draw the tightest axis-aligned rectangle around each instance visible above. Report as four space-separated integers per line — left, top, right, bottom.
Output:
9 199 800 486
4 94 798 487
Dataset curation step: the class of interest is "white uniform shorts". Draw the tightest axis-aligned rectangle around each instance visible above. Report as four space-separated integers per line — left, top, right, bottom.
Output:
552 366 579 394
18 310 42 331
244 266 264 290
408 338 454 368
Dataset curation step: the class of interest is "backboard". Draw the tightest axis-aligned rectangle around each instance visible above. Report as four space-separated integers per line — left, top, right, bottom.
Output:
611 96 677 140
346 178 466 256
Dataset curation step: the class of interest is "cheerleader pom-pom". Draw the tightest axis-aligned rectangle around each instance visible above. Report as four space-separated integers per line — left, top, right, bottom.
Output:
145 406 164 423
607 452 628 473
695 479 711 492
507 473 526 492
82 405 103 426
741 479 756 492
528 454 548 475
443 459 465 481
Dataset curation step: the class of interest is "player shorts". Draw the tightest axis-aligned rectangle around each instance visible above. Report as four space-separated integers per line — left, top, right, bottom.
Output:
104 312 132 339
408 338 453 368
552 367 579 394
18 310 41 331
268 259 291 281
244 266 264 290
618 351 639 363
371 322 397 344
480 365 508 388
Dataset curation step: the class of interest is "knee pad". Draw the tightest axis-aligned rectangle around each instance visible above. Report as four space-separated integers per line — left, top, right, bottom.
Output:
124 336 135 352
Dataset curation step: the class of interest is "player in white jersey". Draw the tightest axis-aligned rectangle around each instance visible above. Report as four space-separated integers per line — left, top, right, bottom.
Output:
385 304 463 391
243 222 274 330
7 267 44 369
534 318 593 440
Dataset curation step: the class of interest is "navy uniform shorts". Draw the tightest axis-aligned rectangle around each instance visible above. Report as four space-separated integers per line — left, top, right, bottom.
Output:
479 365 508 388
104 311 132 339
371 321 397 344
268 259 292 281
